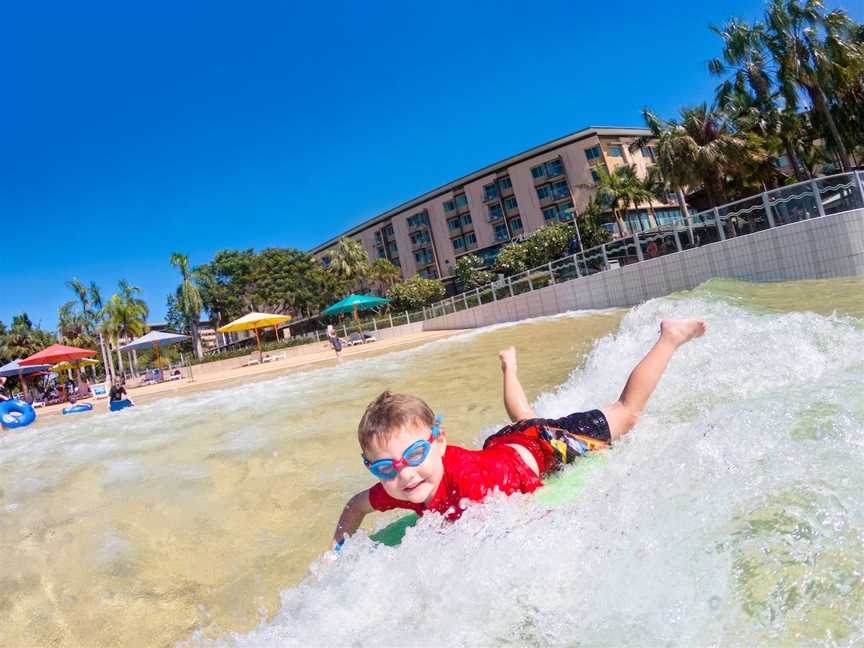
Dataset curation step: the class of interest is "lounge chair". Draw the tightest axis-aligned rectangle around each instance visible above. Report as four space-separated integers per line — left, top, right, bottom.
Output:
240 352 260 367
346 332 377 346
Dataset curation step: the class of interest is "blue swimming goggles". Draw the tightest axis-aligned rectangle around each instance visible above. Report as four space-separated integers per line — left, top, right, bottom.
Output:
363 415 443 481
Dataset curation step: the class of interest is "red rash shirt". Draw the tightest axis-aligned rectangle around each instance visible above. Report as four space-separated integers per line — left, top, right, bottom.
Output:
367 444 543 521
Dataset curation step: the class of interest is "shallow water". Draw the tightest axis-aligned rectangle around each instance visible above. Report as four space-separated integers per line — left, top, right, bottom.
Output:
2 276 863 647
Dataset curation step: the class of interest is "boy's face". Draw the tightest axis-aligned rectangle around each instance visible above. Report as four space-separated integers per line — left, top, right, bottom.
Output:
366 419 447 505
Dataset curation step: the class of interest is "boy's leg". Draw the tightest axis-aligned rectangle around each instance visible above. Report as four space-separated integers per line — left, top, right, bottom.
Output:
601 319 706 441
499 346 536 422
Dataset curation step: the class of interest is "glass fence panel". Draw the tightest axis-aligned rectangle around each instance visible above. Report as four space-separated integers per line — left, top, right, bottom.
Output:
530 268 554 290
391 313 408 327
479 287 495 305
580 247 606 274
768 183 819 225
605 237 639 268
817 173 863 216
551 256 579 283
511 272 533 296
638 231 678 259
718 195 769 238
465 291 481 309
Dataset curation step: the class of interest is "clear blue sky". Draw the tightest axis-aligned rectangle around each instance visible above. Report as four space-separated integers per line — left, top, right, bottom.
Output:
7 0 848 329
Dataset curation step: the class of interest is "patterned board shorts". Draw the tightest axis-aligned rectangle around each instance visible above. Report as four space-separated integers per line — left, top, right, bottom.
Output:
483 410 611 476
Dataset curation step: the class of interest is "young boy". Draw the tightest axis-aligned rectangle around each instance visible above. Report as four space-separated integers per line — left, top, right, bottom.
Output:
332 319 706 546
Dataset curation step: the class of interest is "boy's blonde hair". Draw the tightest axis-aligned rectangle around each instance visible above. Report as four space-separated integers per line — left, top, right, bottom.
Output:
358 391 435 453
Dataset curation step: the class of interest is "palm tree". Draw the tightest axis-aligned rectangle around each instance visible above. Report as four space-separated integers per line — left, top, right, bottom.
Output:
368 258 402 295
586 165 652 237
764 0 856 170
709 17 808 181
328 237 370 291
170 252 204 359
66 278 113 380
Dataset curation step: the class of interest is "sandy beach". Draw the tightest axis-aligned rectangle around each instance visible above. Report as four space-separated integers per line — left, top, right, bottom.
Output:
30 329 457 422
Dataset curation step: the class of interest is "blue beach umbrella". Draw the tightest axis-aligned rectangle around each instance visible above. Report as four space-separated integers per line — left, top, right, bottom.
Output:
0 359 52 399
322 294 389 320
119 330 191 368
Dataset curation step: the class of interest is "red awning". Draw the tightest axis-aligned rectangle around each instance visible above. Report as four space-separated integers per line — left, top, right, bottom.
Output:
19 343 97 366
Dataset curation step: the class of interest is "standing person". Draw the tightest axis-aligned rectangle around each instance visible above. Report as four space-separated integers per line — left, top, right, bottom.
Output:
326 324 343 362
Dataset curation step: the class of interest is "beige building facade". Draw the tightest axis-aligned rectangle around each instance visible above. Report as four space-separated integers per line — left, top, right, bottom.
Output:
312 126 678 283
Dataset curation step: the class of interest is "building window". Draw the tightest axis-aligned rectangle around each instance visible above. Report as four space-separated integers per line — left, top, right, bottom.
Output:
483 183 498 201
545 158 564 177
419 267 438 279
455 194 468 208
414 249 434 264
499 176 512 190
465 232 477 246
543 206 557 221
448 217 461 231
412 231 430 245
392 258 401 268
383 224 394 237
558 201 574 221
584 146 601 163
452 236 465 250
487 203 503 221
531 164 545 179
322 255 331 268
504 196 518 210
407 212 428 228
552 180 570 199
461 213 472 226
608 145 623 157
510 217 523 231
641 146 655 162
591 169 601 183
443 200 456 212
536 185 551 200
387 241 398 255
494 224 509 241
378 248 386 259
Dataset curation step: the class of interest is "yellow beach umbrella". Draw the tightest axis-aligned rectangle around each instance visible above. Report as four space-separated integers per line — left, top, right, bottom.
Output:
217 312 291 364
50 358 100 373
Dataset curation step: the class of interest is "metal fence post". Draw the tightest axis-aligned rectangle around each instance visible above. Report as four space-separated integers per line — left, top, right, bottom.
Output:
714 207 726 241
548 261 555 285
528 273 534 291
571 253 581 278
388 312 394 328
315 330 320 341
601 244 610 271
811 180 826 218
672 228 682 252
507 276 514 297
634 234 644 262
463 293 469 309
475 287 481 305
422 306 427 320
342 324 348 337
406 310 410 324
761 191 776 228
372 318 378 331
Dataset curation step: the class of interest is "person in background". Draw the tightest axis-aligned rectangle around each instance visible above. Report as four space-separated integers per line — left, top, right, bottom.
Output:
0 376 8 401
326 324 343 362
109 378 134 406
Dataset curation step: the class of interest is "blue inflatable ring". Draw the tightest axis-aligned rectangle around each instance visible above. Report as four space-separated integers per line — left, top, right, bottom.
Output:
0 399 37 429
62 403 93 415
109 399 133 412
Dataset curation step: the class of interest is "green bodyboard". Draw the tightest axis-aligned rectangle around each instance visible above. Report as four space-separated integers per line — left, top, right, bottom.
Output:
368 454 606 547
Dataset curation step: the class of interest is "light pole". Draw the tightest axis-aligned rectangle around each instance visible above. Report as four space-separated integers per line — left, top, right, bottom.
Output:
564 206 584 253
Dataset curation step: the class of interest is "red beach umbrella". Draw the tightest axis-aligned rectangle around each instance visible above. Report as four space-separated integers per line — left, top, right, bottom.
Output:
19 343 97 366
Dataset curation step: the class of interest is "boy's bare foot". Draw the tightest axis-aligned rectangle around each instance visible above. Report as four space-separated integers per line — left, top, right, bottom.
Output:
498 346 517 372
659 319 707 347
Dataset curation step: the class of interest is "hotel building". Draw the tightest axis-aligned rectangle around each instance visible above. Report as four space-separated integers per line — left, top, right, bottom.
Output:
311 126 679 285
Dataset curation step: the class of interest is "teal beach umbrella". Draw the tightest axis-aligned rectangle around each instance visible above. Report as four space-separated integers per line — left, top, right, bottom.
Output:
322 294 389 320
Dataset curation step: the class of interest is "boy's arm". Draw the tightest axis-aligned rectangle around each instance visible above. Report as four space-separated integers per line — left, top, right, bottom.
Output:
332 489 374 548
